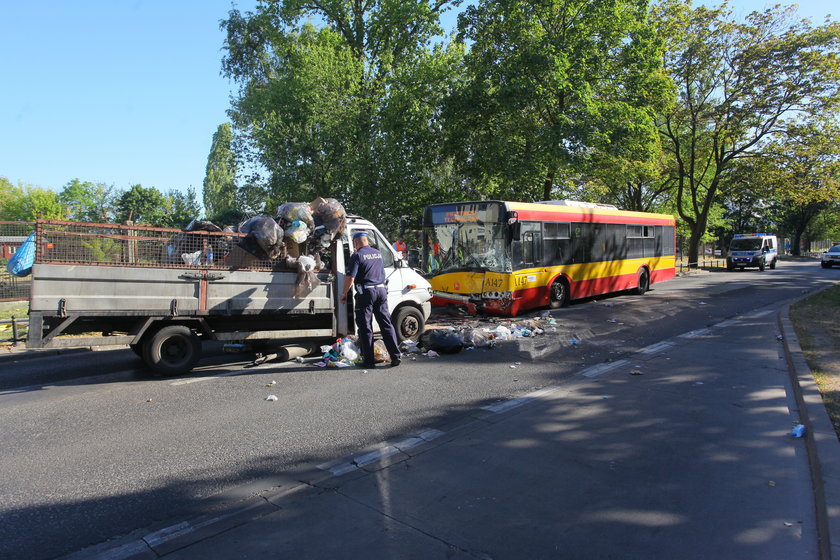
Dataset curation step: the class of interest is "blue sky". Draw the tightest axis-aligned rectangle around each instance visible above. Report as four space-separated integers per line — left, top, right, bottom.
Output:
0 1 833 201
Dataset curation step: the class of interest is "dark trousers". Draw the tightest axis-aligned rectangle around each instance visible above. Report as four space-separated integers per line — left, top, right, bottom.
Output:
354 286 400 365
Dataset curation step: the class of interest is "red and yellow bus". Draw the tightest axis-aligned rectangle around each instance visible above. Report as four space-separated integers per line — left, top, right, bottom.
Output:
422 200 676 316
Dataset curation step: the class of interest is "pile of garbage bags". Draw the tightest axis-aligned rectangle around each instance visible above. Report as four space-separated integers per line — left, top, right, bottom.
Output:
313 337 361 368
167 197 348 298
312 336 394 368
413 315 558 354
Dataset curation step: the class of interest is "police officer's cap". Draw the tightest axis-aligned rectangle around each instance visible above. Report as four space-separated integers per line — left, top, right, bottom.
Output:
352 231 368 240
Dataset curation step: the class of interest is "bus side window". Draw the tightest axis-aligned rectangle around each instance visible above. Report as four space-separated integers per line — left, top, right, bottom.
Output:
521 222 543 266
572 225 588 263
544 222 571 266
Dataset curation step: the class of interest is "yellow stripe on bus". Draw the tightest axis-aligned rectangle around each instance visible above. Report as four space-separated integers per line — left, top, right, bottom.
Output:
430 256 676 294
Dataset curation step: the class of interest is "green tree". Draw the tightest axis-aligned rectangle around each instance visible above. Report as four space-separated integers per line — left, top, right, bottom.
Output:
58 179 115 222
0 177 24 220
163 186 203 229
445 0 671 202
203 123 238 220
716 159 776 242
654 1 840 265
221 0 462 226
115 184 168 225
0 177 64 220
763 117 840 254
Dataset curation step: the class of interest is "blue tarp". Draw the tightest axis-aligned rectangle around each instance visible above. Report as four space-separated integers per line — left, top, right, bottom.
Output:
6 232 35 277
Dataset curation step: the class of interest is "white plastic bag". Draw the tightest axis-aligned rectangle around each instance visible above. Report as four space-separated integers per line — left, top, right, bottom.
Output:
181 250 201 266
341 340 360 362
297 255 316 272
493 325 512 340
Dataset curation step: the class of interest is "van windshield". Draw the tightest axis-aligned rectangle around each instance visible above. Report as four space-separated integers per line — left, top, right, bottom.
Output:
730 238 762 251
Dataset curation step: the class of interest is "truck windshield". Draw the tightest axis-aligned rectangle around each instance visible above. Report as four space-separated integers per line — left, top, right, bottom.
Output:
423 222 511 274
730 238 762 251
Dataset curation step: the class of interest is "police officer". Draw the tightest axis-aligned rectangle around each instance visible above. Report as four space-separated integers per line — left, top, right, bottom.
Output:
340 232 401 368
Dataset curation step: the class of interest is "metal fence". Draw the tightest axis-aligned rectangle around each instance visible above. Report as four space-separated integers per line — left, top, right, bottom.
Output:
2 219 332 303
33 220 301 271
676 258 727 274
0 317 27 345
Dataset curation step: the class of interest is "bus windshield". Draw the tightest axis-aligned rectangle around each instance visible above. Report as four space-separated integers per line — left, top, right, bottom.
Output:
424 222 511 274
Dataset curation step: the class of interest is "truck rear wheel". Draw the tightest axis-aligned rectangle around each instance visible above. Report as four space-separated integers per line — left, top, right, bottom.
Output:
143 325 201 376
393 306 424 343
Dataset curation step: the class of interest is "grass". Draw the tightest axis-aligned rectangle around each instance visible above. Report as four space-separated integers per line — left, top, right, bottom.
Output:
0 303 28 321
790 283 840 440
0 303 29 345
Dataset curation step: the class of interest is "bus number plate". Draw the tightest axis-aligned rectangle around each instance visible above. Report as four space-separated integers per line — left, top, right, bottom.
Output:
514 275 537 287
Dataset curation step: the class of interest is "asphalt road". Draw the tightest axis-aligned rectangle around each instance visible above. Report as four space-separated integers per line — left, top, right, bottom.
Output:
1 259 837 560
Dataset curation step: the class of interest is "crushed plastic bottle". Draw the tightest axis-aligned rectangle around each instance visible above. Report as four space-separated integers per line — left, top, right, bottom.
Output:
791 424 806 438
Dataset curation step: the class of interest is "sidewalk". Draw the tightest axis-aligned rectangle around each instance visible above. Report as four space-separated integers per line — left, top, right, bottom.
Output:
68 306 840 560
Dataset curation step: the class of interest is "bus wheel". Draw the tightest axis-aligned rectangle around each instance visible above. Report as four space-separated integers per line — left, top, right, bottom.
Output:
143 325 201 376
634 270 650 295
393 306 424 343
549 278 569 309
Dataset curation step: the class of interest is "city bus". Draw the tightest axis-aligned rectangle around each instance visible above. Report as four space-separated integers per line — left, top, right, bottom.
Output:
421 200 676 316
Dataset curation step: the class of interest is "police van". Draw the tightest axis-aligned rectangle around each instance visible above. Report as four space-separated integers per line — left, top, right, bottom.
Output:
726 233 778 271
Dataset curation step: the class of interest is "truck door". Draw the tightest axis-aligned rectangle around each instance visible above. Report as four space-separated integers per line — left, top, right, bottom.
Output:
345 226 402 334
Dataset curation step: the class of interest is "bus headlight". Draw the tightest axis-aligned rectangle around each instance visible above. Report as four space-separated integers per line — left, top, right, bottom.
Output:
483 291 512 300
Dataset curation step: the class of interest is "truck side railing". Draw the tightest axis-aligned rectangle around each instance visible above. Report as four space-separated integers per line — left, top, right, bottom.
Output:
33 220 311 272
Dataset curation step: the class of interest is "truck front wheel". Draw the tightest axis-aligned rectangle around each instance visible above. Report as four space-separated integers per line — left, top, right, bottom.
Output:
143 325 201 376
393 306 424 343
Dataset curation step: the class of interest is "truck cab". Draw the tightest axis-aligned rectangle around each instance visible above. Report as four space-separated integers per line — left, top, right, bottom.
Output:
727 233 778 272
341 217 432 343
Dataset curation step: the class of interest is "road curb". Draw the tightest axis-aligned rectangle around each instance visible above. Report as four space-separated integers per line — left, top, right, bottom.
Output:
780 305 840 560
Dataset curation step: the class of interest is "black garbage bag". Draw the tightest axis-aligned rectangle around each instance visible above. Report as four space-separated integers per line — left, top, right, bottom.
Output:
183 219 222 233
238 216 286 260
311 197 347 237
419 330 464 354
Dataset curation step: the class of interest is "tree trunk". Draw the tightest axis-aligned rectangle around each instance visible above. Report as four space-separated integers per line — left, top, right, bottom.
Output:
687 232 701 268
792 231 803 256
542 170 555 201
